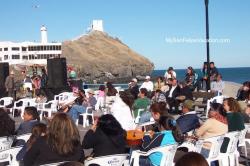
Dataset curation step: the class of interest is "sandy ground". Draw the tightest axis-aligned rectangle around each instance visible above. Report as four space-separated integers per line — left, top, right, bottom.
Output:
223 81 241 98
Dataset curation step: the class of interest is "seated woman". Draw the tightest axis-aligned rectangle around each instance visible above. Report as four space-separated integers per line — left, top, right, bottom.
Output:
139 115 183 166
146 102 169 132
82 114 127 157
223 97 245 132
111 90 136 130
16 123 47 161
16 106 40 135
0 108 15 137
194 103 228 158
24 113 84 165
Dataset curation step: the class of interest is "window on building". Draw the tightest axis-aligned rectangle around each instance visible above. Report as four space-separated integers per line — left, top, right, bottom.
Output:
22 47 27 51
4 55 8 60
12 55 20 59
4 48 8 51
12 47 20 51
0 48 2 51
0 57 2 61
22 56 28 60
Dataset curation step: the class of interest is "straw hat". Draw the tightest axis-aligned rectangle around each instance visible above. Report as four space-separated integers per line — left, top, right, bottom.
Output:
88 89 95 95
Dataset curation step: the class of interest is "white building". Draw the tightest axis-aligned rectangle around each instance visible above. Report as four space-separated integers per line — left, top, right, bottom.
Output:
0 26 61 65
91 20 104 32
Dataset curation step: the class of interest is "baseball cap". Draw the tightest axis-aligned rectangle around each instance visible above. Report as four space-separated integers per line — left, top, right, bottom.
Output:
145 76 150 80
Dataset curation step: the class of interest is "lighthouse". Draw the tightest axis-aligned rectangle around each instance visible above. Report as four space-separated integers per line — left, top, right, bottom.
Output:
91 20 104 32
40 25 48 43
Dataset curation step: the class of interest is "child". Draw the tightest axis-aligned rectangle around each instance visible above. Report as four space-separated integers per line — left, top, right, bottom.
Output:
139 115 183 166
16 123 47 161
16 106 40 135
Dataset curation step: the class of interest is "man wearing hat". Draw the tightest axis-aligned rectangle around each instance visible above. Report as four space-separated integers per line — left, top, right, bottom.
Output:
68 89 97 122
140 76 153 92
5 71 15 98
129 78 139 99
176 100 200 134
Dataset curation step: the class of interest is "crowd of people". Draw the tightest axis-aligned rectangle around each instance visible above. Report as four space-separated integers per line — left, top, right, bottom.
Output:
0 62 250 166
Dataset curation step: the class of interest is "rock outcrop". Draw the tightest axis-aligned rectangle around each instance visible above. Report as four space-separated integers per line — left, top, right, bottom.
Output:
62 31 154 83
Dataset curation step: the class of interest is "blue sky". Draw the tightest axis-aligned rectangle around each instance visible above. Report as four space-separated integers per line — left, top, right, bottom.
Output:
0 0 249 69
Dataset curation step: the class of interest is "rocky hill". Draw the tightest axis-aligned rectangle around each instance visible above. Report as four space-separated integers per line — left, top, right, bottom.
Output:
62 31 154 83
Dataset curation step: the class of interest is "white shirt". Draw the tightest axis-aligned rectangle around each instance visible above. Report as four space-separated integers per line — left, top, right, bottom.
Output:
211 80 225 93
168 85 177 98
140 81 154 92
164 71 177 79
111 96 136 130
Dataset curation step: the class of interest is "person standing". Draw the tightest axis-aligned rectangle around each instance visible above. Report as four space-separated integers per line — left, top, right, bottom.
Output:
40 68 48 95
5 71 15 98
41 68 48 89
209 62 219 81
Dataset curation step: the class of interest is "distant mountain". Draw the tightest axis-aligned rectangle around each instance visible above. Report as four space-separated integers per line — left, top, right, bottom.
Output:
62 31 154 83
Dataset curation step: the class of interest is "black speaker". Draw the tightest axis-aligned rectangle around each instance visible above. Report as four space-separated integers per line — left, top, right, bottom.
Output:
0 63 9 88
47 58 67 88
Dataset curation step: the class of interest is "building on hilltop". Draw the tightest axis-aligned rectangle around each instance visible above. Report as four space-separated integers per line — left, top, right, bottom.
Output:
0 26 61 65
91 20 104 32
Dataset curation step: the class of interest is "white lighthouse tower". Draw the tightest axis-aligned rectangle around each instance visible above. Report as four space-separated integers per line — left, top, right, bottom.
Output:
40 25 48 43
91 20 104 32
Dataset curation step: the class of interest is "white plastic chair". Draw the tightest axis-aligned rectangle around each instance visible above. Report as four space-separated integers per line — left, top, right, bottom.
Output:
138 118 155 132
238 127 248 157
11 98 36 118
38 100 58 120
54 92 73 104
134 108 145 124
0 137 14 151
130 144 177 166
218 131 241 166
77 107 94 127
0 146 22 165
0 97 13 108
85 154 129 166
200 135 224 166
16 133 32 143
205 95 225 118
243 124 250 157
